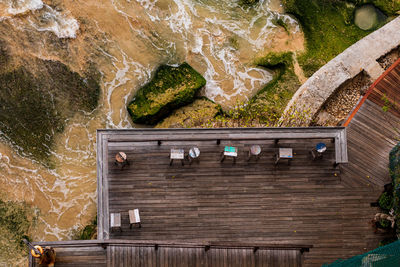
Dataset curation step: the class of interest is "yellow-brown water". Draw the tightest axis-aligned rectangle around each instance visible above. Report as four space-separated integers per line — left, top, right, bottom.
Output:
0 0 303 263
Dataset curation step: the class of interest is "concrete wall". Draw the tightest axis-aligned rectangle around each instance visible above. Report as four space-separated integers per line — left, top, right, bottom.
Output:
280 16 400 126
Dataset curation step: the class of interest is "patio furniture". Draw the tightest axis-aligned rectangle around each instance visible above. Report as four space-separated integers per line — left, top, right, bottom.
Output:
114 152 129 169
170 148 185 166
247 145 261 161
110 213 121 232
275 148 293 165
129 209 141 229
310 142 326 160
221 146 238 164
188 147 200 165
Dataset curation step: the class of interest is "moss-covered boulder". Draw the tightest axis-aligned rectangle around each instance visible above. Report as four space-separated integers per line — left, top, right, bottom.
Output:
127 63 206 125
156 98 221 128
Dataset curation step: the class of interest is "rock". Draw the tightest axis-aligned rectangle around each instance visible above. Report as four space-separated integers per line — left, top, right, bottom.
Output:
354 4 386 31
127 62 206 125
155 98 221 128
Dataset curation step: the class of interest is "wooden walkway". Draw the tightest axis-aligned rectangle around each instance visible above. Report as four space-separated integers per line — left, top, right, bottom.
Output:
30 240 308 267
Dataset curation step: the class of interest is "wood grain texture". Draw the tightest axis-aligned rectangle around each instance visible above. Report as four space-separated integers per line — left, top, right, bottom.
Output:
30 241 304 267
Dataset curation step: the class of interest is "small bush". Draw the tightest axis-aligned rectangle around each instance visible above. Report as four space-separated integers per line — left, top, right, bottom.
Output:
378 191 394 211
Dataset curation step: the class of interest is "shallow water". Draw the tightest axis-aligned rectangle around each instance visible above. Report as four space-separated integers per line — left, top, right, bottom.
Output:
0 0 303 251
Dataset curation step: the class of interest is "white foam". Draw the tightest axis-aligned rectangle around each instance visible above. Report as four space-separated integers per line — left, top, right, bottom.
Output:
7 0 43 15
29 5 79 38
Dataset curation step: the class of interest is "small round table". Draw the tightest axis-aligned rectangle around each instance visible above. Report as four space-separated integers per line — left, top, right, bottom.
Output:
188 147 200 165
316 143 327 153
248 145 261 161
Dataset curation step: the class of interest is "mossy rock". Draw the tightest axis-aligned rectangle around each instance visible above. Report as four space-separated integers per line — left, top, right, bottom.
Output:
156 98 221 128
0 56 100 166
127 62 206 125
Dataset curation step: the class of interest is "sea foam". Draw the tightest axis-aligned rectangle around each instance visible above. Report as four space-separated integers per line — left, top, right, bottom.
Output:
7 0 43 15
30 5 79 39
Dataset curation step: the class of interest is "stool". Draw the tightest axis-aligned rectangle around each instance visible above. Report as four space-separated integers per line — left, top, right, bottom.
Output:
221 146 238 164
247 145 261 161
110 213 121 232
129 209 141 229
188 147 200 165
114 152 129 169
170 148 184 166
275 148 293 165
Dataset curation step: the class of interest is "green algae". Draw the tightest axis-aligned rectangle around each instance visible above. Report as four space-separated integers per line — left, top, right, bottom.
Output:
0 199 38 264
156 98 222 128
280 0 400 77
127 62 206 125
282 0 372 77
249 52 301 124
74 216 97 240
0 57 100 166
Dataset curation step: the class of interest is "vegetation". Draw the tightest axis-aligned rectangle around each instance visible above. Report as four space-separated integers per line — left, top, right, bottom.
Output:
0 199 37 264
246 52 301 125
238 0 259 6
156 98 222 128
127 62 206 125
389 142 400 236
281 0 397 77
378 191 394 211
74 217 97 240
272 17 290 34
0 53 100 167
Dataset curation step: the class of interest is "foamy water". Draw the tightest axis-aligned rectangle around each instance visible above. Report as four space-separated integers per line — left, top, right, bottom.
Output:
2 0 79 38
0 0 303 254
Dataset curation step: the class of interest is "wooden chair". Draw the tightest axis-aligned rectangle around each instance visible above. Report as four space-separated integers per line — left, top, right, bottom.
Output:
110 213 121 232
275 148 293 165
129 209 141 229
170 148 184 166
220 146 238 164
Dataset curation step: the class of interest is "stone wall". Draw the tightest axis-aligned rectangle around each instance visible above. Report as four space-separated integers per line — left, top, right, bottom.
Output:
280 16 400 126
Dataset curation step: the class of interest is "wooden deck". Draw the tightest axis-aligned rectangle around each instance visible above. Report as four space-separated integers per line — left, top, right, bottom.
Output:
29 240 309 267
92 126 391 267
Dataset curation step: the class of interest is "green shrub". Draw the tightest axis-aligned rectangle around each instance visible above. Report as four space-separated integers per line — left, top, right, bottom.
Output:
378 191 394 211
379 219 391 229
127 62 206 125
389 142 400 234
